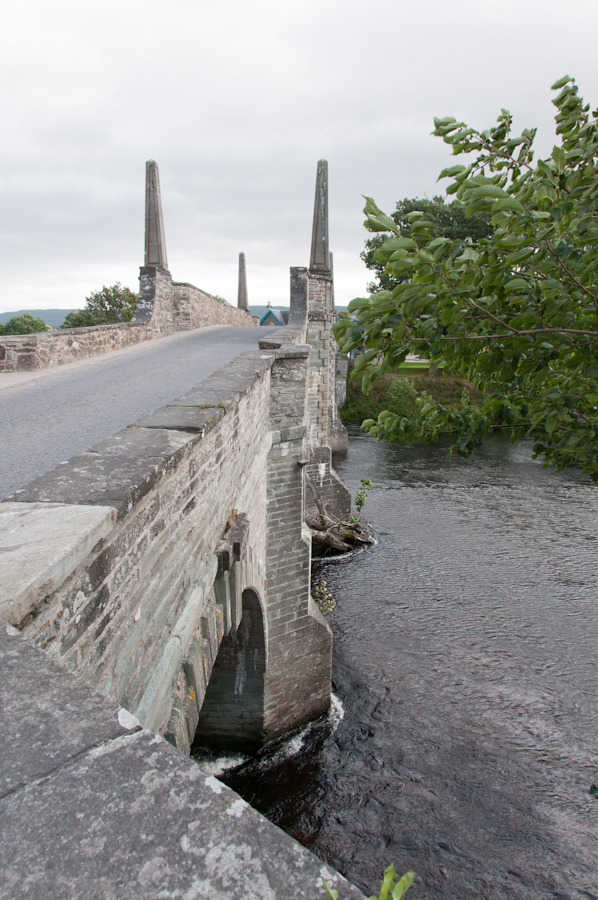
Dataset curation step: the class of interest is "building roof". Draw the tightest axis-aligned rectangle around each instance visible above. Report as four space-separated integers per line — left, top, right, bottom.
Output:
259 309 288 326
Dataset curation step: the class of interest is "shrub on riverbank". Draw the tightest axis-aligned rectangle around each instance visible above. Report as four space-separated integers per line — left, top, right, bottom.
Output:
340 364 480 426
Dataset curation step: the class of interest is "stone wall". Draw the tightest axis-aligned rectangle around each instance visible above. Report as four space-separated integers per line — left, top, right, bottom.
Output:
263 345 332 737
1 325 334 754
281 265 351 520
336 354 349 410
0 321 148 373
0 266 254 373
4 352 270 749
172 279 257 330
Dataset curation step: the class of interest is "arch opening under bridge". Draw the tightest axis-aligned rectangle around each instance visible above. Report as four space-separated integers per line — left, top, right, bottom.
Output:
193 588 266 752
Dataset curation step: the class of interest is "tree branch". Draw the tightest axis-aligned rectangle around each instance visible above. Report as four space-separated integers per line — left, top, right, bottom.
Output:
544 241 598 310
404 326 598 342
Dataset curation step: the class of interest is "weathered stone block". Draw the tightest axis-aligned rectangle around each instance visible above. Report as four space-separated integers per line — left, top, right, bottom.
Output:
0 502 116 627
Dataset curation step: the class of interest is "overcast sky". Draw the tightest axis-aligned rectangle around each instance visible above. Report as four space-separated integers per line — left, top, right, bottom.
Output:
1 0 598 314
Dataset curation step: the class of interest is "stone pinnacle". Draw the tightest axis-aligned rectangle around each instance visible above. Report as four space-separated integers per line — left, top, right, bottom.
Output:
238 252 248 310
309 159 330 274
144 160 169 270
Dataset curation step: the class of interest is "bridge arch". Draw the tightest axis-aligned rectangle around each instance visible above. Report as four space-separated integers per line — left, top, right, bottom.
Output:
192 587 266 752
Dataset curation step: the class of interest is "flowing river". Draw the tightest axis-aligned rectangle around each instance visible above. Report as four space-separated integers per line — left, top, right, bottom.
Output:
198 428 598 900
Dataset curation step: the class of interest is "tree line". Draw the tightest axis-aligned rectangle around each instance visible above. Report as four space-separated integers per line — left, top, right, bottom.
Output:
0 284 138 335
334 76 598 480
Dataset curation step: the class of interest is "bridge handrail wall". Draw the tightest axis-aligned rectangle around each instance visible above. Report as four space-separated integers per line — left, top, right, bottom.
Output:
0 323 337 754
1 347 277 745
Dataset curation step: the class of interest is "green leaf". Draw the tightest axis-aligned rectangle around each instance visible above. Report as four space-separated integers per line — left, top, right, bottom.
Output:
546 414 560 434
504 247 536 265
491 198 525 213
535 184 556 203
466 185 506 200
347 296 370 311
428 237 451 250
388 258 414 274
390 871 415 900
365 214 400 234
387 237 418 250
434 121 463 136
363 196 384 216
505 277 529 291
551 75 573 90
438 164 467 180
551 145 567 172
456 246 478 262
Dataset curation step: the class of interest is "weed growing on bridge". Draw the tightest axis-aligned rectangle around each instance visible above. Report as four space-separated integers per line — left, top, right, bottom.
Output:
314 580 336 614
323 864 417 900
352 478 373 522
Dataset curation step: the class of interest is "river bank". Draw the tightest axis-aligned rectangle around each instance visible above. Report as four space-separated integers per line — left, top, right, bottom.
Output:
340 365 480 427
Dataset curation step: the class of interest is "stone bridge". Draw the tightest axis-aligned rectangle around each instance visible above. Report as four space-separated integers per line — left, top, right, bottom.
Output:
0 159 350 759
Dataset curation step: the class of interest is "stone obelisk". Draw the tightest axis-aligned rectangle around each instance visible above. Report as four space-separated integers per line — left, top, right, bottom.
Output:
309 159 331 275
237 252 248 310
144 160 169 271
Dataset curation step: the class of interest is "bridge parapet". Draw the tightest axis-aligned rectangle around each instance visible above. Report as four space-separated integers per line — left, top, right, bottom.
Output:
0 157 350 753
0 158 361 896
1 332 332 752
0 161 255 373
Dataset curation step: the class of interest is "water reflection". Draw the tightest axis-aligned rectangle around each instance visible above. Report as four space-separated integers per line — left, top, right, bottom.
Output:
220 430 598 900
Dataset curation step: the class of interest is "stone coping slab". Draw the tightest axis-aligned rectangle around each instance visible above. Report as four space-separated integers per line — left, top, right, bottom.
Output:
0 503 117 626
0 623 137 796
133 405 226 434
0 625 364 900
171 349 275 408
6 427 194 516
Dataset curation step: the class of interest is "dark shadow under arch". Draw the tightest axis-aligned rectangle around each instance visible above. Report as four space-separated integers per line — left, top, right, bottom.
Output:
192 588 265 752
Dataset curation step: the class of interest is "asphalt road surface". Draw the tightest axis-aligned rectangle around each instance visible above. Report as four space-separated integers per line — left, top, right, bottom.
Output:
0 325 275 500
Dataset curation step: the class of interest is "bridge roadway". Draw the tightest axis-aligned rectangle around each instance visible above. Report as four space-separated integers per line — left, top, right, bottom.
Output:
0 325 275 500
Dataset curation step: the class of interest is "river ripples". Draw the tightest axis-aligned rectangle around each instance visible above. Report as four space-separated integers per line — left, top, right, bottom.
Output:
205 429 598 900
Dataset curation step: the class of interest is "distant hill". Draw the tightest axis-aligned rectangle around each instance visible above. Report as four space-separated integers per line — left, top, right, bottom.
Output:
0 309 77 329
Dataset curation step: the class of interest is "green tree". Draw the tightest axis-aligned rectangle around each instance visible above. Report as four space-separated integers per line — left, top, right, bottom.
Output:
333 77 598 479
0 312 52 335
363 197 492 294
62 283 138 328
